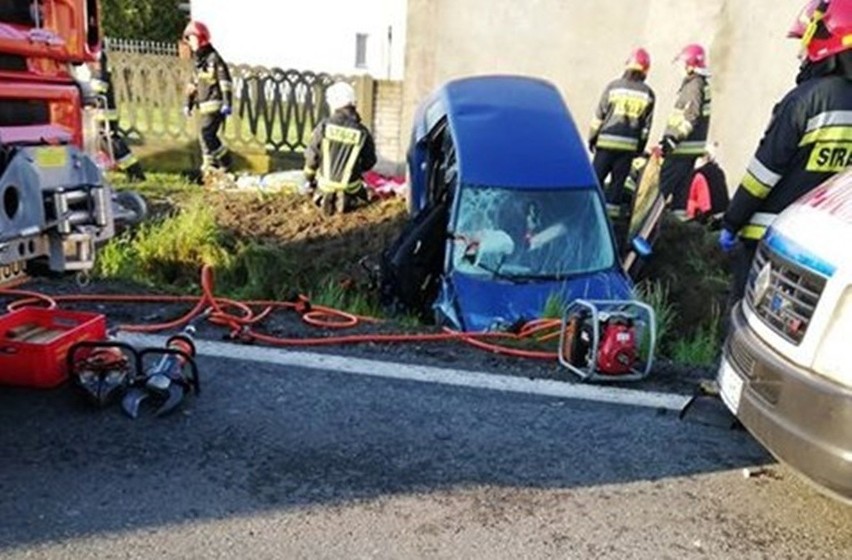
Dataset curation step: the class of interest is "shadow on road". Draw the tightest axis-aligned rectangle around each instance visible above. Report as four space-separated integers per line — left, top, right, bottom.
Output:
0 353 770 549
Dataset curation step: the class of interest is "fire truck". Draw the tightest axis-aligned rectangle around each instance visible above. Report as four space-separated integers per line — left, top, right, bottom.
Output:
0 0 144 287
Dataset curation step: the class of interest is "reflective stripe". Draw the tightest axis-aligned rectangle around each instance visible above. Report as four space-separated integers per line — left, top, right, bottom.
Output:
804 111 852 133
799 126 852 146
318 178 363 194
211 144 228 158
751 212 777 227
672 140 706 155
668 110 693 137
325 124 362 145
746 157 782 187
303 167 316 178
589 118 603 134
320 124 365 192
742 172 771 198
702 104 711 117
91 79 109 94
94 110 119 121
609 88 652 102
806 141 852 172
740 212 777 240
199 100 223 113
740 224 767 240
220 81 233 92
116 152 138 169
596 133 639 151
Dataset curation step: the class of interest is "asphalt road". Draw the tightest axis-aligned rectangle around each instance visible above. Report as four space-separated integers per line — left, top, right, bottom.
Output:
1 349 850 559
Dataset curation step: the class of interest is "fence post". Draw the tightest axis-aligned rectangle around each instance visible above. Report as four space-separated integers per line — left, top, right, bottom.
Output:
355 75 375 132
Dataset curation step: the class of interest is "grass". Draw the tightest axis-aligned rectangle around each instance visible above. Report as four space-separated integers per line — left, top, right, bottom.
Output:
634 278 723 366
310 277 384 319
542 293 565 320
670 304 723 366
634 279 677 352
96 197 231 291
97 174 388 317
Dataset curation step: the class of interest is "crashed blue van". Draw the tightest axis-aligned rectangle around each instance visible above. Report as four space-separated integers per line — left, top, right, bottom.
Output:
382 75 633 331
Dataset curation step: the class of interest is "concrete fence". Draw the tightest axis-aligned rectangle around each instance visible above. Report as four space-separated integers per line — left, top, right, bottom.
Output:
106 40 404 173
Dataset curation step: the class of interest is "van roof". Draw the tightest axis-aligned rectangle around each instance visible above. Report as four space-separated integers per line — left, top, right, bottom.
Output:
439 75 596 190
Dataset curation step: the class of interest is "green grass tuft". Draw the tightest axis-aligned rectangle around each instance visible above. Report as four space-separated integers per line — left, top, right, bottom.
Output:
670 304 722 367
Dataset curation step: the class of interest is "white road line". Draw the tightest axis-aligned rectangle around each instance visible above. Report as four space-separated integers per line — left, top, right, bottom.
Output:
119 333 692 412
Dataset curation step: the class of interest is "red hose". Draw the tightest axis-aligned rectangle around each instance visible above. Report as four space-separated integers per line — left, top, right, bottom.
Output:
0 265 562 361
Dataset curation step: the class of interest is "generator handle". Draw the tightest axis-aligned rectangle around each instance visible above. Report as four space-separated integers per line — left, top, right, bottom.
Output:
558 299 657 383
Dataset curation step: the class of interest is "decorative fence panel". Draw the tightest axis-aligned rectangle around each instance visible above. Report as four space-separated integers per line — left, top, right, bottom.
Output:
106 40 374 157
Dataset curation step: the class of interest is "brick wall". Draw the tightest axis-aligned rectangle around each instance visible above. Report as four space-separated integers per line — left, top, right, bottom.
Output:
371 80 405 169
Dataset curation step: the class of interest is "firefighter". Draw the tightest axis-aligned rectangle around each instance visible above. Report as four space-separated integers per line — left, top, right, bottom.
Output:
719 0 852 302
90 51 145 181
182 20 233 179
658 43 712 216
302 82 377 216
588 48 656 214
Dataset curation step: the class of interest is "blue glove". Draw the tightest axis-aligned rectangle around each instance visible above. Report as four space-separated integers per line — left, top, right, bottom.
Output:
220 104 232 117
718 228 737 253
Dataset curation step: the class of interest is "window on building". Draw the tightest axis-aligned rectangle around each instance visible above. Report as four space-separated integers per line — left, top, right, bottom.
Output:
355 33 368 69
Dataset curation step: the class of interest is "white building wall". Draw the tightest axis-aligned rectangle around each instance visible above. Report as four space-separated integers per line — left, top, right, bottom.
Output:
190 0 407 79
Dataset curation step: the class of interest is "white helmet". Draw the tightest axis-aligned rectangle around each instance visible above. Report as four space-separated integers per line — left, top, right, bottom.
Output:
326 81 356 111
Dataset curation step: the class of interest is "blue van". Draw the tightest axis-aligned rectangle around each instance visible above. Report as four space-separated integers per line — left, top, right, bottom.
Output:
383 75 635 331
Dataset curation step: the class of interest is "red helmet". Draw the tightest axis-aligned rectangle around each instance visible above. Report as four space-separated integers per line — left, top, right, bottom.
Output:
183 20 211 46
795 0 852 61
676 43 707 70
788 0 822 38
625 48 651 74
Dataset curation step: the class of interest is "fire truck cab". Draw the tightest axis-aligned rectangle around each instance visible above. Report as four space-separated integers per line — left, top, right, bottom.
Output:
0 0 143 286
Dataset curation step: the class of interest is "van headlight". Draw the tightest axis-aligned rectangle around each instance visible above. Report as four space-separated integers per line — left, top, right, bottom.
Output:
813 286 852 386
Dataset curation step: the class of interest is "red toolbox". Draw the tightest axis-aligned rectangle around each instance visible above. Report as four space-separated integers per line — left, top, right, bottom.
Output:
0 308 107 388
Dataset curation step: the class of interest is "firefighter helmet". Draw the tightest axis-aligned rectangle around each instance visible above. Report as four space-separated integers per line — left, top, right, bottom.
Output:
795 0 852 61
789 0 822 38
625 48 651 74
326 82 356 111
675 43 708 72
183 20 211 46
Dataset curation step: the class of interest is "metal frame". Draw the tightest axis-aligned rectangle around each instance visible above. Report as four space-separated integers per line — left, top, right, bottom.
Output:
558 298 657 382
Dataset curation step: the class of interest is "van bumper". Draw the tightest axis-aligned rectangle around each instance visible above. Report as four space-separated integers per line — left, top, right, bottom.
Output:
719 304 852 503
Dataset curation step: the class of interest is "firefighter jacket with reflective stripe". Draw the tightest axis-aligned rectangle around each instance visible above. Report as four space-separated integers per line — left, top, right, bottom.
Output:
723 75 852 240
304 107 377 193
90 66 119 123
589 76 655 152
664 74 711 156
186 45 233 115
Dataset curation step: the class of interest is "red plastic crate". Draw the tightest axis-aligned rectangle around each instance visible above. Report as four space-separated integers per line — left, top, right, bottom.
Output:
0 308 107 388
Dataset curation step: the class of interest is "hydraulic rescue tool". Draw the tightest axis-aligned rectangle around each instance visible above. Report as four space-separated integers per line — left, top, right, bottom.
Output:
122 326 200 418
67 326 200 417
558 299 656 382
67 339 138 406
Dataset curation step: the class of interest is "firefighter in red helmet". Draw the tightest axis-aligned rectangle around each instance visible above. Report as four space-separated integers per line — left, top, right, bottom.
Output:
588 48 656 214
720 0 852 305
658 43 712 216
182 20 233 180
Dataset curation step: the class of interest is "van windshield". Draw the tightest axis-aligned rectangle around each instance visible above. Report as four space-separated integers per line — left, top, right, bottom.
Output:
451 185 616 281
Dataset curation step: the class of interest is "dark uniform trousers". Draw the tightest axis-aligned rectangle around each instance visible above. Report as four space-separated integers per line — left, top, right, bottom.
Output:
660 155 698 210
593 149 635 205
199 112 229 169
